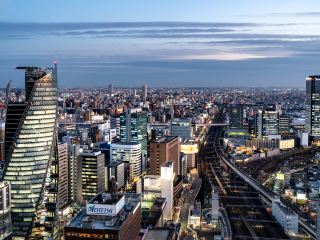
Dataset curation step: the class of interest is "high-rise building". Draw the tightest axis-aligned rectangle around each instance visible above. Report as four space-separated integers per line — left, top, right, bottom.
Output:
170 118 193 140
120 108 147 154
3 65 59 239
279 114 290 135
160 161 175 221
306 75 320 141
79 150 105 202
67 144 81 203
0 122 4 172
149 136 180 176
229 104 243 128
143 84 147 102
255 107 279 138
110 143 142 181
0 181 11 239
109 83 113 97
58 143 69 209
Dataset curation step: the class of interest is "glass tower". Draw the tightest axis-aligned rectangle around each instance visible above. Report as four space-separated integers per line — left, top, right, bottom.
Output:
3 65 59 239
120 109 147 154
306 75 320 141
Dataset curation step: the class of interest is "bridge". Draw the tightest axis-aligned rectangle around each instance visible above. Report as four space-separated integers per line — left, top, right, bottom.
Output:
218 150 317 239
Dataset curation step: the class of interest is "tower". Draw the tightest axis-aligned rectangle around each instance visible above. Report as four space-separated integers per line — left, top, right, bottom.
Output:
306 76 320 141
3 65 59 239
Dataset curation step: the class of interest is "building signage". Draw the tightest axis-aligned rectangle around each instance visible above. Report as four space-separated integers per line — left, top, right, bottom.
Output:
86 204 116 216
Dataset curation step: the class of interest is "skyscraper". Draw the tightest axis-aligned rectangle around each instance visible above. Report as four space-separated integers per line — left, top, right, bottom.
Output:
120 108 147 154
143 84 147 102
3 65 59 239
229 104 243 128
306 75 320 141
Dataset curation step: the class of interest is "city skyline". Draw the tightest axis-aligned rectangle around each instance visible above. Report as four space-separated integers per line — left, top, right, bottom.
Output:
1 1 320 87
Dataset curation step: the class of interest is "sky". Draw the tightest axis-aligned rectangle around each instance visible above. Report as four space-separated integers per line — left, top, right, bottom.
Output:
1 0 320 88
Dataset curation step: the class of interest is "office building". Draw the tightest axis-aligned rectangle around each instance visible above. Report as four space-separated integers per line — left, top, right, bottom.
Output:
0 182 11 240
110 143 142 181
170 118 192 140
180 143 198 169
306 75 320 141
79 150 105 202
120 108 148 154
106 161 125 191
143 84 147 102
143 161 175 221
58 143 69 209
229 104 243 128
279 114 290 135
0 122 4 171
64 193 141 240
150 136 180 176
160 161 175 221
256 107 279 138
67 144 81 203
3 65 59 239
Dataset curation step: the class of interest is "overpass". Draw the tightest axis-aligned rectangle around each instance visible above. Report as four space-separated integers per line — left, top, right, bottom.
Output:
218 150 317 240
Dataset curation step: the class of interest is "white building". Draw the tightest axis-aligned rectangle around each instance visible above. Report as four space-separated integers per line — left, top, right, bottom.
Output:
143 161 175 221
110 142 142 181
272 199 298 235
160 161 175 221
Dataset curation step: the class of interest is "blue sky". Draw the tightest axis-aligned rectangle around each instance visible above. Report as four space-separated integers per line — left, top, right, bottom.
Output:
1 0 320 87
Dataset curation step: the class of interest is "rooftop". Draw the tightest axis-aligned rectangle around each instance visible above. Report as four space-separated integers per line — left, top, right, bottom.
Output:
152 136 178 143
66 193 141 231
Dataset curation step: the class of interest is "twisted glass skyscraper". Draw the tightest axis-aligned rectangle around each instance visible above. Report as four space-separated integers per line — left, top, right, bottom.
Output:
3 65 59 239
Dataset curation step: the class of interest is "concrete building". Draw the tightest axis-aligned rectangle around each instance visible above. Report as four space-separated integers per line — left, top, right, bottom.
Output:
106 161 125 191
64 193 141 240
170 118 193 140
79 150 105 202
67 144 81 203
150 136 180 176
160 161 175 221
110 142 142 181
272 199 298 234
58 143 69 209
180 143 198 169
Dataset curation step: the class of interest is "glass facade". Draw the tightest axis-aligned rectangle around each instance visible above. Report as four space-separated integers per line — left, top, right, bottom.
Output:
120 109 147 154
306 76 320 140
3 66 58 239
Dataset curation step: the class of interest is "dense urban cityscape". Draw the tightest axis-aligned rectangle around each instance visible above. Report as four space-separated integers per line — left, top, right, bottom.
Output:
0 65 318 239
2 1 320 240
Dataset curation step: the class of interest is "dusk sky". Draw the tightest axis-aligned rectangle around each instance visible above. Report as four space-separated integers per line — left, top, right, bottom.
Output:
1 0 320 88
